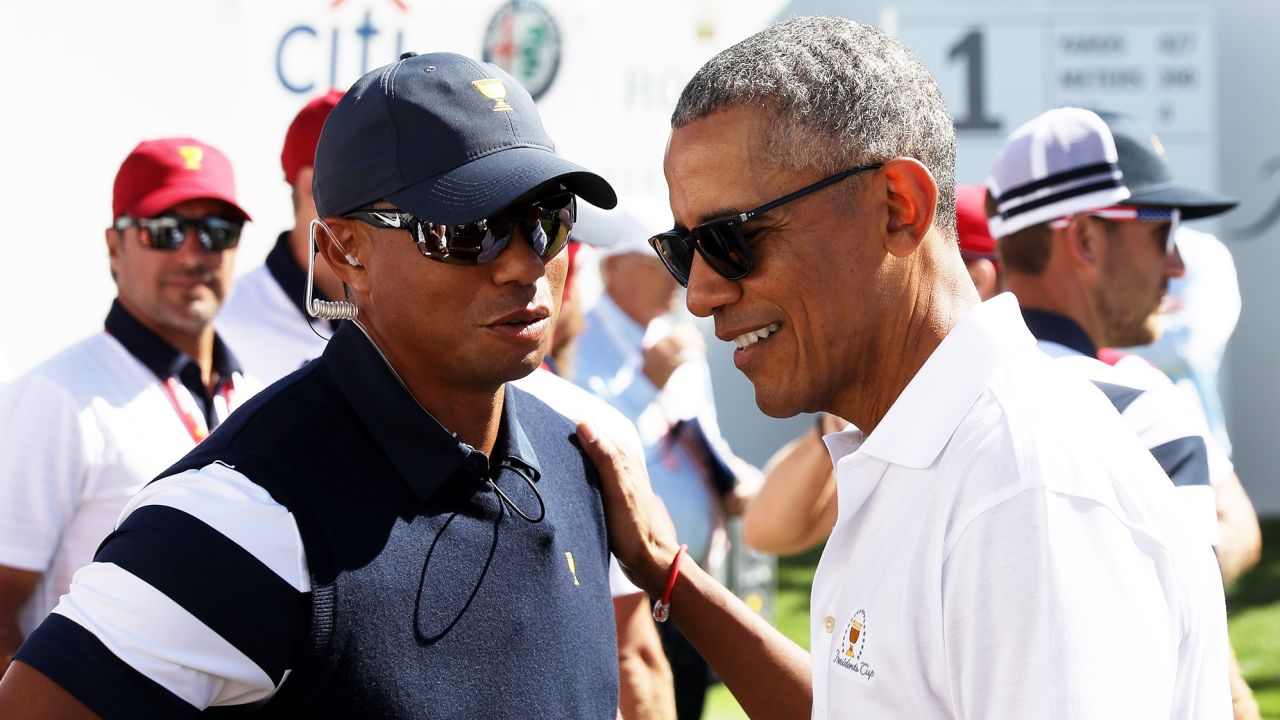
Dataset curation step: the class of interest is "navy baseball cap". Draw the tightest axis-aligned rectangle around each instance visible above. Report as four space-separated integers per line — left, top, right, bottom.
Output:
987 107 1236 238
314 51 616 223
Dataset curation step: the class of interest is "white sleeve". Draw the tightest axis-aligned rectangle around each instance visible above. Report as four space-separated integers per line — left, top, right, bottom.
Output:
609 556 642 598
943 488 1182 720
0 374 90 571
30 462 309 712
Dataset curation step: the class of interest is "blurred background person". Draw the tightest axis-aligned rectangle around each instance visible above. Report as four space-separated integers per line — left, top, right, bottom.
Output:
740 184 1002 556
988 107 1260 585
0 138 259 669
988 106 1261 719
1125 225 1241 457
571 199 761 720
219 90 346 383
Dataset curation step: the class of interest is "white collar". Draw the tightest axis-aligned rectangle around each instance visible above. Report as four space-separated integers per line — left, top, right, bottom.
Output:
824 293 1036 470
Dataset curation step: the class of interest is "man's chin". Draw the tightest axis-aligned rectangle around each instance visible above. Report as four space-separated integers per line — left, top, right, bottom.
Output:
157 303 218 336
750 382 807 420
1109 318 1160 349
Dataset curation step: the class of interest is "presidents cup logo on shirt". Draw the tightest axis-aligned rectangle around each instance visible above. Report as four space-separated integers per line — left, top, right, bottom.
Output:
833 609 875 681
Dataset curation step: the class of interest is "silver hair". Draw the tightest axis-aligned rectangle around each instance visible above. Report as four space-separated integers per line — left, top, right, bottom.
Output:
671 16 957 239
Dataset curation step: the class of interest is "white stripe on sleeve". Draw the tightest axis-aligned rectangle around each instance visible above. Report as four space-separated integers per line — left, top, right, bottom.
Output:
120 463 311 592
53 562 283 709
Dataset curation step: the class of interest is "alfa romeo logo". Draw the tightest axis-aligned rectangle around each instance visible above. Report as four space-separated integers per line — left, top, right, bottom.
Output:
482 0 562 101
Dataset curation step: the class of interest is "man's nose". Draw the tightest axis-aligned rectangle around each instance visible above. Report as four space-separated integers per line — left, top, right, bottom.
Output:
685 254 740 319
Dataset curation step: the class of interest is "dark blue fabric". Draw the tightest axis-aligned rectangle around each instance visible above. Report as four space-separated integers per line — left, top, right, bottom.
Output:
1149 435 1212 488
312 52 614 224
104 299 241 429
1021 308 1098 358
1091 380 1145 415
16 613 198 720
94 504 303 683
157 322 618 717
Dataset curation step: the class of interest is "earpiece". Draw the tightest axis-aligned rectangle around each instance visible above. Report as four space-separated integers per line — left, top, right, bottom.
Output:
307 219 360 321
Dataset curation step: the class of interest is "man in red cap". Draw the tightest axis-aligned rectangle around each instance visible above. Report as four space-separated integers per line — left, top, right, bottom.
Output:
0 137 261 671
955 184 1002 300
220 90 346 383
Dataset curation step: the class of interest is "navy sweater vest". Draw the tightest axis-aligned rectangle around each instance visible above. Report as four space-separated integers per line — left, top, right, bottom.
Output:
169 343 619 718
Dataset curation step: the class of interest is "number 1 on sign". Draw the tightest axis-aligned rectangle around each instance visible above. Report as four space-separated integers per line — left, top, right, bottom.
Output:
949 29 1001 131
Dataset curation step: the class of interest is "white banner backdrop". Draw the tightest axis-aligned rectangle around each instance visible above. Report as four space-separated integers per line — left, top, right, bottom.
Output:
0 0 786 376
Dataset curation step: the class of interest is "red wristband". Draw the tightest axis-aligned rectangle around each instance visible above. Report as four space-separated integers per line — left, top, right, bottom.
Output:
652 544 687 623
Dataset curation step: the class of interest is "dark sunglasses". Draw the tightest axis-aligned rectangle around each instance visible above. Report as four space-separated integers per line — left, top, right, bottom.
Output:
648 163 883 286
344 192 576 265
114 215 244 252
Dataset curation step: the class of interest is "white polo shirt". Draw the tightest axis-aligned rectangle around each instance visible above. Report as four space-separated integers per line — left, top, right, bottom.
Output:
219 233 332 384
0 303 260 635
1024 308 1229 550
811 294 1229 720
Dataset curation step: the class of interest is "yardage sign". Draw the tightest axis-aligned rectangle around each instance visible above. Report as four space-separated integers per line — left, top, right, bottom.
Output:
890 7 1217 191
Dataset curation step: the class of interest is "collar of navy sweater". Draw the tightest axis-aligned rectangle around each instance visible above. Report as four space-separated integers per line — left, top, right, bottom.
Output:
322 322 541 502
1019 307 1098 358
105 299 242 427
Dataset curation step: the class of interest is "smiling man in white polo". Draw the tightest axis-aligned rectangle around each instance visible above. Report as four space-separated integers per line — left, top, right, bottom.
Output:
577 16 1232 720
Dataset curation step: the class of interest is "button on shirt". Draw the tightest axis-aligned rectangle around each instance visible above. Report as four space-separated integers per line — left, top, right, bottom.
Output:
0 300 258 636
810 294 1229 720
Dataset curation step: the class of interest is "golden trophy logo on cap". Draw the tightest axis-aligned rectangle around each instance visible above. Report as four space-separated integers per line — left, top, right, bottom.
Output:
472 79 513 112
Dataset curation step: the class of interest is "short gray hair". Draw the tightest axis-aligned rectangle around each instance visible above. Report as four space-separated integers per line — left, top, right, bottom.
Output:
672 16 957 239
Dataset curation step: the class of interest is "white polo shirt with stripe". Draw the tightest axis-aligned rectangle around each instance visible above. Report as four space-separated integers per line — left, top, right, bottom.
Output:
1021 306 1228 549
810 294 1229 720
0 302 260 636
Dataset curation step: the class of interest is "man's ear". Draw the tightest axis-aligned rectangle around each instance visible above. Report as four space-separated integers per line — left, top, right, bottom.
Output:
880 157 938 259
315 217 369 293
105 226 123 275
966 257 1000 299
1061 215 1105 271
296 167 315 205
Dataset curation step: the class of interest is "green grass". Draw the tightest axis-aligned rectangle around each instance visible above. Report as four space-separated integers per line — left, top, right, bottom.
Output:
705 521 1280 719
705 547 820 720
1228 518 1280 719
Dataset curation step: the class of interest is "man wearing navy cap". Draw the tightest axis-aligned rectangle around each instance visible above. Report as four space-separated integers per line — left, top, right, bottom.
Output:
988 106 1261 717
0 52 622 718
0 137 259 674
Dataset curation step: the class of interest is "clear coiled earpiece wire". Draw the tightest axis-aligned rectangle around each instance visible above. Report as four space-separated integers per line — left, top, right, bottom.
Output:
307 218 360 325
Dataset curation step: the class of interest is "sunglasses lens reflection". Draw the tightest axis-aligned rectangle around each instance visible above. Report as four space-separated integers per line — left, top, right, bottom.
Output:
696 224 752 280
653 232 695 286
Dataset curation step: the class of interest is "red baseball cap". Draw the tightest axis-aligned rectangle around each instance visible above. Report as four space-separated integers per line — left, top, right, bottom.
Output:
281 89 344 185
112 138 250 221
956 184 995 258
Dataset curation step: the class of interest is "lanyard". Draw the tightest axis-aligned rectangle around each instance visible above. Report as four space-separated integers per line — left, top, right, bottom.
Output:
160 375 235 443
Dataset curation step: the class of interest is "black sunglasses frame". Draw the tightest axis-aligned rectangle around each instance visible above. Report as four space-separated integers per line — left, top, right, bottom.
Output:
344 192 576 266
649 163 884 287
114 214 244 252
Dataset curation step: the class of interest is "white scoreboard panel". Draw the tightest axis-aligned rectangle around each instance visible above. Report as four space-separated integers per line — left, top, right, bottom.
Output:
887 7 1218 203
